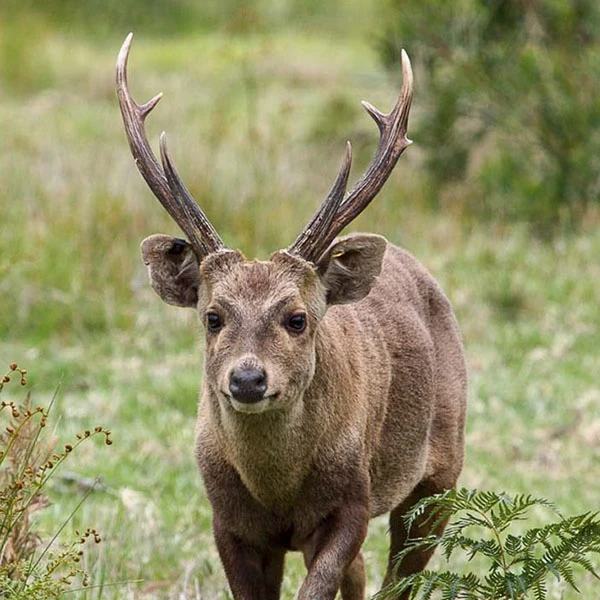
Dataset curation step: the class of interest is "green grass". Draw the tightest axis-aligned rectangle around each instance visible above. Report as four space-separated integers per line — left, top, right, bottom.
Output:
0 13 599 600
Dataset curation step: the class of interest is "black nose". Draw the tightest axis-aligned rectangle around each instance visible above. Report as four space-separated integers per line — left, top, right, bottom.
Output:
229 367 268 403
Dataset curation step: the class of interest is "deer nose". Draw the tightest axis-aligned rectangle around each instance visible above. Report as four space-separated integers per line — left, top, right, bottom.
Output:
229 367 268 403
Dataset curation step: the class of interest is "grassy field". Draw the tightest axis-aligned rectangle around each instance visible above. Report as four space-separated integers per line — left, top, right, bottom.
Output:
1 11 599 600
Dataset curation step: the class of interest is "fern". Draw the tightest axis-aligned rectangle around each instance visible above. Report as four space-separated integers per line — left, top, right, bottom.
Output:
377 488 600 600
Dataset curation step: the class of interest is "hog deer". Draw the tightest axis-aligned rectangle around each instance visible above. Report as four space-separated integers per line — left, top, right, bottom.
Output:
116 33 467 600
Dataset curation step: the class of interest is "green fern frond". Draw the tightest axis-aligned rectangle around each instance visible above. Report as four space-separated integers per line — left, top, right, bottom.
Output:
489 494 556 532
532 575 546 600
384 488 600 600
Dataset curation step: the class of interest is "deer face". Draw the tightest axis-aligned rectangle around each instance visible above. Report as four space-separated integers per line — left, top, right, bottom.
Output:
141 234 387 414
199 251 322 414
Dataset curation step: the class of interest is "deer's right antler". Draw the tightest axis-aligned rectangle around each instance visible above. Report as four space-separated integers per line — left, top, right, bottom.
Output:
116 33 225 261
288 50 414 264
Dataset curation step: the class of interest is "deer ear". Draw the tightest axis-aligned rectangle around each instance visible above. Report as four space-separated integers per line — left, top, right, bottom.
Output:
141 234 200 307
316 234 387 306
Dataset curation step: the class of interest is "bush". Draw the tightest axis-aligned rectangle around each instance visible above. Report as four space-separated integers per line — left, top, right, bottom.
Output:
380 0 600 231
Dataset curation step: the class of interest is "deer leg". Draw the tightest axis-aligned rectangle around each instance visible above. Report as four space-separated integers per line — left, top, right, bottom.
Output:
213 520 285 600
382 481 452 600
340 551 366 600
299 503 369 600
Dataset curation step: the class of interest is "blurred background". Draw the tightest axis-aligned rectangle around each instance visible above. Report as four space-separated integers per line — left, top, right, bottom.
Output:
0 1 599 598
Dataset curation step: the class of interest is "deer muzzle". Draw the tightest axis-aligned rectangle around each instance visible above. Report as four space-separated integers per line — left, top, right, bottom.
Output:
228 366 268 404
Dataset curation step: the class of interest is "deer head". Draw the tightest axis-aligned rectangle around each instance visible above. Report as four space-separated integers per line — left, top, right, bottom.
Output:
116 33 413 414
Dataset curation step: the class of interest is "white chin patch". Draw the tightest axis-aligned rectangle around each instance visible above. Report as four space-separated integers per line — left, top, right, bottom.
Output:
229 397 272 414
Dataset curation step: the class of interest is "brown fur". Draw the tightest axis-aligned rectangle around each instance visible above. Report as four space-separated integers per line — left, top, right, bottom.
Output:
142 232 467 599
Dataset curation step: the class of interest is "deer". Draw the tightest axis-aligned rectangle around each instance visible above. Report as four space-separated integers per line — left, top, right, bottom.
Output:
116 33 467 600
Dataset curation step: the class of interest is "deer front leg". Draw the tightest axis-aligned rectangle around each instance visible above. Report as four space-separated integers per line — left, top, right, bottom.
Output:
299 503 369 600
213 519 285 600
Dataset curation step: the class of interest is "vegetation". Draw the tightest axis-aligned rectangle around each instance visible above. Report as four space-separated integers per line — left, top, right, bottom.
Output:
0 1 598 598
379 489 600 599
0 363 112 598
380 0 600 229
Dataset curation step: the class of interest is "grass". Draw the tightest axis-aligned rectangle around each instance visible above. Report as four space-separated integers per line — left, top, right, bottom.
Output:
1 11 599 600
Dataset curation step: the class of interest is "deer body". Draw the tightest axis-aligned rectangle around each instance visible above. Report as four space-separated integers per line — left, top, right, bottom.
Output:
117 34 467 599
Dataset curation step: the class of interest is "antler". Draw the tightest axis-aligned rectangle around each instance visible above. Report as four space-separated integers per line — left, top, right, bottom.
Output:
288 50 414 263
116 33 225 260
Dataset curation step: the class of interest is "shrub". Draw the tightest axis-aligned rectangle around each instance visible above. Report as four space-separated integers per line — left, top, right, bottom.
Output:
0 362 112 599
379 0 600 231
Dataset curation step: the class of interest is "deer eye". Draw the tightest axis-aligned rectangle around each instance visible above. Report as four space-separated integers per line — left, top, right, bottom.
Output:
285 313 307 334
206 311 223 333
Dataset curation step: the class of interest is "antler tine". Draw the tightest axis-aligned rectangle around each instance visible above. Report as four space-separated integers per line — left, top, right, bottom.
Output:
290 50 414 263
159 133 226 257
288 142 352 262
116 33 225 259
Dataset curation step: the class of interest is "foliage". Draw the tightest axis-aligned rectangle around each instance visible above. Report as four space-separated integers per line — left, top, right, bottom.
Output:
380 0 600 230
0 362 112 599
378 488 600 600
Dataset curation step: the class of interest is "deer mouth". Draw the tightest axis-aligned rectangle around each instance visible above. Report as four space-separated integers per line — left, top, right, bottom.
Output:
223 392 280 414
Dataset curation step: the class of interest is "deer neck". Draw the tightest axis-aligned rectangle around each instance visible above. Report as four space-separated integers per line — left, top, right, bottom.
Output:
213 398 318 511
